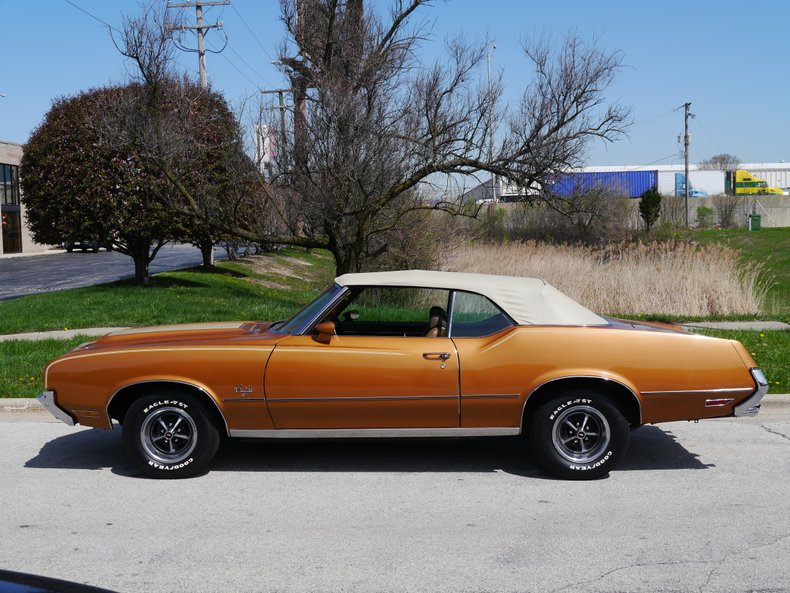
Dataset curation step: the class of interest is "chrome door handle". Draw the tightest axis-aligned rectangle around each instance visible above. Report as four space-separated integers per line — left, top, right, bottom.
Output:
423 352 450 360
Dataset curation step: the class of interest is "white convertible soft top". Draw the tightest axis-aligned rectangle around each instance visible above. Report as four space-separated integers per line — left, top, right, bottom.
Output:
335 270 608 326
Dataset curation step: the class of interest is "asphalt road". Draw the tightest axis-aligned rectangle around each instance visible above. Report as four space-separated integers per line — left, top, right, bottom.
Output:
1 399 789 593
0 244 227 301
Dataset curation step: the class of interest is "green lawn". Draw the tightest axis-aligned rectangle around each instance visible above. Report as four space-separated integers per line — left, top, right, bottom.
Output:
684 227 790 317
696 329 788 394
0 248 334 335
0 337 89 398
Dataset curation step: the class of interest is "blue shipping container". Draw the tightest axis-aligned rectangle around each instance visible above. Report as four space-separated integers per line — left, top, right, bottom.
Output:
547 170 658 199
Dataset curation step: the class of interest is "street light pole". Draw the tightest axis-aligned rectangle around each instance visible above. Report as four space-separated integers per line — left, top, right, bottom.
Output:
487 42 497 201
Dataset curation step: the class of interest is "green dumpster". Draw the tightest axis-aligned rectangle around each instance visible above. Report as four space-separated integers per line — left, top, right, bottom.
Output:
749 214 761 231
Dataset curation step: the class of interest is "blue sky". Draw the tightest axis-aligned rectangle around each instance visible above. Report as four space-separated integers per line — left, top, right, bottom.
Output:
1 0 788 167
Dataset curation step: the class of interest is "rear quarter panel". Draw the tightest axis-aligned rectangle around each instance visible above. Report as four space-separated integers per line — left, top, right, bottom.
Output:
454 326 754 426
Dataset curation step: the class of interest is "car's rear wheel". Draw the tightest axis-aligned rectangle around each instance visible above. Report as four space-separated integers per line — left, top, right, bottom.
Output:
528 390 629 480
122 390 220 479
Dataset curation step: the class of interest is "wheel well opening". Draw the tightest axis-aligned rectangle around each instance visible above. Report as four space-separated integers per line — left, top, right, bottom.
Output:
522 377 641 431
107 382 228 435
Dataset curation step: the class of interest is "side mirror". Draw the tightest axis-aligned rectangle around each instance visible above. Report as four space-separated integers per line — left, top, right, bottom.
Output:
313 320 336 344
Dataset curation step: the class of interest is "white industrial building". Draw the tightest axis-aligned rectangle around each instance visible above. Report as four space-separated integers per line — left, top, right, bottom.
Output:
582 163 790 193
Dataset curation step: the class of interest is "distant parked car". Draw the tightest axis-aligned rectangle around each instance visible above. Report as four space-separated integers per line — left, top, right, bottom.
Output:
38 270 767 480
64 240 113 253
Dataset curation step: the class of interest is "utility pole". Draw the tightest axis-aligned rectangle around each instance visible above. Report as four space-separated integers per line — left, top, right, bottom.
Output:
167 0 230 89
167 0 229 266
260 89 291 176
681 101 693 228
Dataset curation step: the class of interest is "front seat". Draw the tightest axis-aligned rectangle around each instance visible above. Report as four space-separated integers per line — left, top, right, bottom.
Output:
425 306 447 337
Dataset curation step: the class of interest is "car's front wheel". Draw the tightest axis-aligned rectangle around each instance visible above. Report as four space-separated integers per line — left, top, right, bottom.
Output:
528 390 629 480
122 391 220 479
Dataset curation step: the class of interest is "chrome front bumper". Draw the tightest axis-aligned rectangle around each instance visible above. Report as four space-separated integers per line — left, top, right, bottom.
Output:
733 368 769 417
37 391 75 426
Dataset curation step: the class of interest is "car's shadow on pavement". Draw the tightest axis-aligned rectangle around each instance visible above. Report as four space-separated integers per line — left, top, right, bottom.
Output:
25 425 711 478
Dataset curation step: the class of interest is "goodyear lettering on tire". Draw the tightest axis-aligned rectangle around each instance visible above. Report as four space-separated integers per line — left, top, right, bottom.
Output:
148 458 194 471
569 451 612 471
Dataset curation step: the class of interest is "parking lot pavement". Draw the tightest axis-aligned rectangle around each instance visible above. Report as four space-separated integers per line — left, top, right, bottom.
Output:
1 397 788 593
0 244 226 300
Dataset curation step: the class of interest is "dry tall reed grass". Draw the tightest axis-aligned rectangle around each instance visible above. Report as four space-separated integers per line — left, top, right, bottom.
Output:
441 240 767 317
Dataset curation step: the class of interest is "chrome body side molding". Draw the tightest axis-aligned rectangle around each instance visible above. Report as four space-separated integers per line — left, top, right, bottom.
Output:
641 387 753 395
229 427 521 439
265 395 458 403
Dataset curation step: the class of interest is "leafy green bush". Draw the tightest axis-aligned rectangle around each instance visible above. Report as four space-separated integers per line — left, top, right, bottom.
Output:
696 206 715 228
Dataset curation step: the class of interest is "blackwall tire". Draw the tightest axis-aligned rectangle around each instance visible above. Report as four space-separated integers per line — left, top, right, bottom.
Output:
122 391 220 479
528 390 629 480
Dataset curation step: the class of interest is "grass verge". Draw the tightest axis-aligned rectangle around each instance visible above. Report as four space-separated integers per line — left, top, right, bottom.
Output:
0 248 334 335
0 337 89 398
696 328 789 394
684 227 789 317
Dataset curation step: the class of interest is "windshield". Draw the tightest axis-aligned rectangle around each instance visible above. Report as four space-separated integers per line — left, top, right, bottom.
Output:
272 283 346 335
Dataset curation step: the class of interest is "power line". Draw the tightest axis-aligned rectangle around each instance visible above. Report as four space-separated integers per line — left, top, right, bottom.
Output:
631 107 676 129
222 41 273 87
230 3 274 62
208 40 264 90
62 0 119 32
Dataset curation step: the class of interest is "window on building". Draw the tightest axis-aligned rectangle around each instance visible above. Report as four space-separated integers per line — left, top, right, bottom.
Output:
1 164 20 206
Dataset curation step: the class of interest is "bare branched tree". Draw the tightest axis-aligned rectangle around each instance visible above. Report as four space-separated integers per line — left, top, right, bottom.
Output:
698 153 740 171
115 0 631 274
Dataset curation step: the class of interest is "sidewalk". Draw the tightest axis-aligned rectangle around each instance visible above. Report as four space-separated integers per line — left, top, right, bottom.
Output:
683 321 790 331
0 327 127 342
0 248 65 260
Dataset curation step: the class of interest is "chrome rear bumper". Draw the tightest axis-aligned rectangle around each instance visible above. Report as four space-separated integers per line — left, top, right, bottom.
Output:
734 368 768 417
37 391 75 426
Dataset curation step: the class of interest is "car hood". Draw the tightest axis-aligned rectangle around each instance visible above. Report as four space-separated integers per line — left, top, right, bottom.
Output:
71 322 283 351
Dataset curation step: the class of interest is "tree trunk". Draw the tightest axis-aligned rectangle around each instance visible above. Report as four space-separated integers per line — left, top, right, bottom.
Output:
133 255 150 283
329 237 364 276
199 239 214 268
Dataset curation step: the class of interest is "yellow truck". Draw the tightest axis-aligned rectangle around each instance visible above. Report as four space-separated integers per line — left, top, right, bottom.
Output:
726 169 785 195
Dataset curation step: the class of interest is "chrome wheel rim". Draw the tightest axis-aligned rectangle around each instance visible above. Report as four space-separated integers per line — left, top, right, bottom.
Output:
552 405 611 464
140 406 198 464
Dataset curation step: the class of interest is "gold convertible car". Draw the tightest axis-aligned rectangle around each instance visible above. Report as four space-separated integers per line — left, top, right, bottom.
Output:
38 270 768 479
